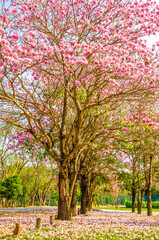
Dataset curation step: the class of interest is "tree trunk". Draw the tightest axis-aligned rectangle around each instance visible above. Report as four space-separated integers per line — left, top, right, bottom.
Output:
42 196 46 206
132 181 136 213
86 179 95 211
70 181 78 216
137 161 142 214
137 187 142 214
97 195 100 207
31 195 35 206
86 190 93 211
132 157 136 212
147 155 152 216
80 174 88 214
58 169 70 220
38 196 42 206
5 199 10 208
147 187 152 216
2 197 5 208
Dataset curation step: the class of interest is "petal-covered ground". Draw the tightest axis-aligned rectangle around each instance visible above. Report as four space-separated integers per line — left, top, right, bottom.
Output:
0 209 159 239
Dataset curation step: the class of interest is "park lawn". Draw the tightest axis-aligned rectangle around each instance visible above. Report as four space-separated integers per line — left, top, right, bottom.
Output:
8 226 159 240
95 206 159 212
1 210 159 239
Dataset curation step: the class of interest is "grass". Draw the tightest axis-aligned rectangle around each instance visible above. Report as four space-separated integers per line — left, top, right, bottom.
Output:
7 227 159 240
1 209 159 239
95 205 159 212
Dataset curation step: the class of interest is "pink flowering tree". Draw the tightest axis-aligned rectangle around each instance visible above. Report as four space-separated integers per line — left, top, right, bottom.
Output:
0 0 159 219
78 142 125 213
112 99 159 215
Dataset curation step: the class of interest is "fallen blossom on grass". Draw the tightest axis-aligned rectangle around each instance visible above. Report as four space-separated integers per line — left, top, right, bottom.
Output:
0 209 159 239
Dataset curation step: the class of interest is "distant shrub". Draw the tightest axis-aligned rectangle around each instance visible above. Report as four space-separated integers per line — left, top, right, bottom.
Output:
152 201 159 209
125 200 159 208
125 200 134 208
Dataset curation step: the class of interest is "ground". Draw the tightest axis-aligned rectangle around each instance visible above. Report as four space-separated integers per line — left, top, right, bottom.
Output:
0 208 159 239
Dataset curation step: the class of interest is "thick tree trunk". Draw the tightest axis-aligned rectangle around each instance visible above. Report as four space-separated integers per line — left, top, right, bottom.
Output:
5 199 10 208
80 174 88 214
147 156 152 216
58 169 70 220
87 183 95 211
2 197 5 208
70 181 78 216
137 187 142 214
147 188 152 216
86 174 95 211
86 189 93 211
132 181 136 213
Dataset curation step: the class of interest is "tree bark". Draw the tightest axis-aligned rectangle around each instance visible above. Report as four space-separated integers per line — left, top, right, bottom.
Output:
86 175 95 211
137 161 142 214
137 187 142 214
2 197 5 208
30 195 35 206
147 155 152 216
58 169 70 220
86 189 93 211
132 181 136 213
70 181 78 216
80 174 88 214
132 157 136 213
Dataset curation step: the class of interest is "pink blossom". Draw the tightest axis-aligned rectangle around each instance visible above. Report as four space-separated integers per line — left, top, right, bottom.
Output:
0 27 4 35
75 81 80 87
121 127 127 131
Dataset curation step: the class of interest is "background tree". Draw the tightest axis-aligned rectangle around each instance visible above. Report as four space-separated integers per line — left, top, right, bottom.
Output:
0 174 23 208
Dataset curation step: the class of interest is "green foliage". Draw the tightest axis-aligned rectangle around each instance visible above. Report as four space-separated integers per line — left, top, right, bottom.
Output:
125 200 159 208
77 186 81 204
151 183 159 195
125 200 137 208
0 175 23 200
152 201 159 209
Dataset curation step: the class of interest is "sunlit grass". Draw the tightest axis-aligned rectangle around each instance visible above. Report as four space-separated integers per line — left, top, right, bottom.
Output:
95 205 159 212
1 210 159 239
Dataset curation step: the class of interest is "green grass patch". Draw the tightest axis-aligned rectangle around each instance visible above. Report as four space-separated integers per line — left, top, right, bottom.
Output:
95 206 159 212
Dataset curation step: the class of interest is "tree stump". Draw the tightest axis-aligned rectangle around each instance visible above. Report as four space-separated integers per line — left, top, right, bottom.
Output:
50 215 54 224
78 208 80 215
13 223 21 236
36 217 41 229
